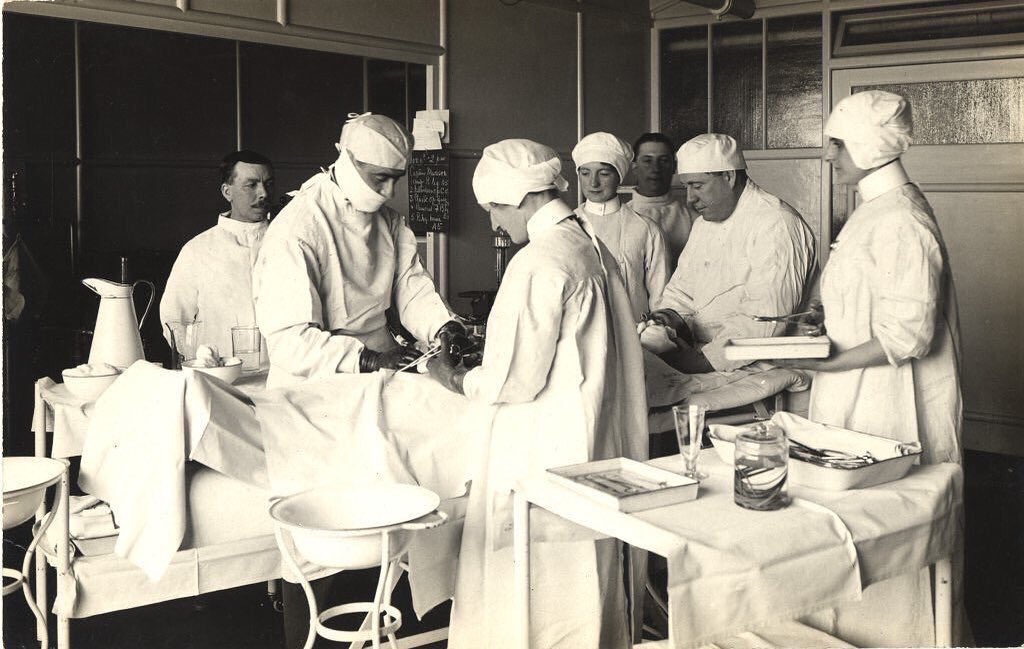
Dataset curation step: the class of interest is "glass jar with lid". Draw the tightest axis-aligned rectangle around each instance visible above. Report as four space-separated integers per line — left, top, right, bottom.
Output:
734 422 790 511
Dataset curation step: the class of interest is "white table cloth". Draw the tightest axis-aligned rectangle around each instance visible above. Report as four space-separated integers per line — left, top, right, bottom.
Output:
514 451 962 648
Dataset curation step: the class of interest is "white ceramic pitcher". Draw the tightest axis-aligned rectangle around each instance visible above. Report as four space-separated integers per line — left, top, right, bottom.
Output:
83 277 155 369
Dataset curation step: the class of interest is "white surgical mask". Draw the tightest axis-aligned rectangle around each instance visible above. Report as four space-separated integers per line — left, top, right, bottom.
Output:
336 151 388 213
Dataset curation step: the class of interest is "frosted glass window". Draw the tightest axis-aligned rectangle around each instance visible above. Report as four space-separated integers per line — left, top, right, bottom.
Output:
712 20 762 150
766 15 822 149
660 26 708 147
855 79 1024 144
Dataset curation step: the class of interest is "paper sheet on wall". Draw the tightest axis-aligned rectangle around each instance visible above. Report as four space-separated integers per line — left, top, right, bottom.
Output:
413 109 450 150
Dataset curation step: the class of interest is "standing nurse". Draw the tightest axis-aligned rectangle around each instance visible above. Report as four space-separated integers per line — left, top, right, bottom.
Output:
781 89 967 648
781 90 962 466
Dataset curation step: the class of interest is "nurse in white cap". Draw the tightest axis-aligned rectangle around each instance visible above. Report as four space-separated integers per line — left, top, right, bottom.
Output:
779 90 966 647
648 133 816 372
253 113 465 388
428 138 646 649
572 132 670 319
780 90 962 466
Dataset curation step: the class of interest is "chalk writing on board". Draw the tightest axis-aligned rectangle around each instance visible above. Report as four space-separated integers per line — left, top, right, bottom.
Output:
408 149 450 234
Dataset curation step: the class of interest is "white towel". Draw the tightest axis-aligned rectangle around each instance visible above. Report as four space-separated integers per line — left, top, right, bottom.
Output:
79 360 214 581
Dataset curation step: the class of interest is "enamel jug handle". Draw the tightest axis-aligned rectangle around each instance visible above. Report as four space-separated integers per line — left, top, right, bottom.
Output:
133 280 156 330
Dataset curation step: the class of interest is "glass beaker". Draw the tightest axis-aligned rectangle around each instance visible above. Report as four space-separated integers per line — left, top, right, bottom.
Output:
734 423 790 511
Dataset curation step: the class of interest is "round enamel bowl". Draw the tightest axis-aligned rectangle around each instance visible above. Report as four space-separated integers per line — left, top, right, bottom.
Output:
182 357 243 384
269 483 440 570
3 457 66 530
61 369 120 401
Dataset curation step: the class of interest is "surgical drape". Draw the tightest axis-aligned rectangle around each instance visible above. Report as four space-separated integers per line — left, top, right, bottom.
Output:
654 180 816 371
252 170 451 387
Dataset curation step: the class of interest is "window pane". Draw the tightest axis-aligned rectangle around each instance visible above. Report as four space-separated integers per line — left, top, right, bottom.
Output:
240 42 363 164
79 23 236 160
712 20 763 150
660 26 708 147
367 58 408 127
767 14 822 149
854 79 1024 144
408 63 427 128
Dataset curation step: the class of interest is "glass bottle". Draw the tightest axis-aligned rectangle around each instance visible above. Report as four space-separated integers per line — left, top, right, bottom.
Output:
734 422 790 511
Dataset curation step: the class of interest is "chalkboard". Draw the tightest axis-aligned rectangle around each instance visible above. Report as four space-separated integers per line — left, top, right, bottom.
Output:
408 149 450 233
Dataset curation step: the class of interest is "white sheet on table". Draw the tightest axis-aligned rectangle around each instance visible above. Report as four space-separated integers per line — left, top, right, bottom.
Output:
645 454 961 648
33 377 93 458
79 361 218 580
43 466 277 619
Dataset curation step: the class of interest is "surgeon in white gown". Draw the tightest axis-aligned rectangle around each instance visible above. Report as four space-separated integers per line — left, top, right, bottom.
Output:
253 113 465 388
427 139 648 649
572 131 670 319
777 90 967 647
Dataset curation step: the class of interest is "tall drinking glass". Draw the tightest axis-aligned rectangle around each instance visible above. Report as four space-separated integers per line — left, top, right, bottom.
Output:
673 404 708 480
231 325 262 374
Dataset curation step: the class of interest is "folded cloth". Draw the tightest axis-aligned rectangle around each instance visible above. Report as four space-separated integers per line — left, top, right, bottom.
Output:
79 360 216 581
69 496 118 539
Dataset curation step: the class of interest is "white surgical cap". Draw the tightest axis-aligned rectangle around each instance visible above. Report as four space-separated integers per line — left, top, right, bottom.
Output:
473 139 569 207
338 112 412 169
572 132 633 184
676 133 746 174
825 90 913 170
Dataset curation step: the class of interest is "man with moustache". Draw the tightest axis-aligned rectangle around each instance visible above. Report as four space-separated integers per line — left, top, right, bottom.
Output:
160 150 275 358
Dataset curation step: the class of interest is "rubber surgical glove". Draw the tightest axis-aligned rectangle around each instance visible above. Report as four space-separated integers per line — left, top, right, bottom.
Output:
648 308 696 347
358 346 421 373
436 320 472 367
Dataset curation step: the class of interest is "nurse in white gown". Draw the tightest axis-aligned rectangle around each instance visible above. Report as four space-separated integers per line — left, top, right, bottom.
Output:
427 139 648 649
777 90 966 647
572 131 670 319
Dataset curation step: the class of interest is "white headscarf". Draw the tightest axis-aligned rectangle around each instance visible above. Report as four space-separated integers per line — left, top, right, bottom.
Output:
572 132 633 184
337 112 413 169
472 139 569 207
824 90 913 170
676 133 746 174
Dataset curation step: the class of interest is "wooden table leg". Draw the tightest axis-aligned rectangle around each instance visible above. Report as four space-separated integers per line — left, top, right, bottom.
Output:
513 491 531 649
934 556 952 647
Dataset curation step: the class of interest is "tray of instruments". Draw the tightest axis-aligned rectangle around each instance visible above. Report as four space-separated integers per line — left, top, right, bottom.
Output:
547 457 699 513
723 335 831 361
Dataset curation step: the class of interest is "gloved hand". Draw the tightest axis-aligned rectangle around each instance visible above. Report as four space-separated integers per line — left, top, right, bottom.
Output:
647 308 696 347
358 346 421 373
436 320 473 367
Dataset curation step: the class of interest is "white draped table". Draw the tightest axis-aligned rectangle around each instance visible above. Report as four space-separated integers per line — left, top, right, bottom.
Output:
513 452 961 649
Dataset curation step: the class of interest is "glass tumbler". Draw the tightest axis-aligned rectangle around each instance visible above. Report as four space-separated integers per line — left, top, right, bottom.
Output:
673 404 708 480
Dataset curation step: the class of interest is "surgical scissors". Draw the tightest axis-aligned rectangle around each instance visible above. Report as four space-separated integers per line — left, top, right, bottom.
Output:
788 438 877 469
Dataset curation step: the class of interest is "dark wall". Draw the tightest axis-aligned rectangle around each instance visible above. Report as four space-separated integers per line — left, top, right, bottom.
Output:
1 12 423 453
445 0 650 314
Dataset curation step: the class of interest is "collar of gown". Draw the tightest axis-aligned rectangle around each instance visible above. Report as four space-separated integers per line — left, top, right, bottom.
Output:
629 192 674 207
526 198 575 239
857 159 910 202
583 196 622 216
217 213 269 236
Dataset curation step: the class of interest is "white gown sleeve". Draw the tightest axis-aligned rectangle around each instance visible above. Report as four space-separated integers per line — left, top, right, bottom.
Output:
644 221 670 310
870 218 943 365
463 259 563 404
159 244 200 346
701 218 814 371
390 217 452 342
254 234 364 377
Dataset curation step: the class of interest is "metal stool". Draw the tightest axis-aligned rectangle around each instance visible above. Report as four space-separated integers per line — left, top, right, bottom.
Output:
269 483 448 649
3 456 69 649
